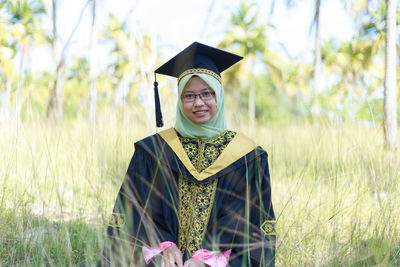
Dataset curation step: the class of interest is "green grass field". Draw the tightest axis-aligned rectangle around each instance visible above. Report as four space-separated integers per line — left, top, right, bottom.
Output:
1 121 399 266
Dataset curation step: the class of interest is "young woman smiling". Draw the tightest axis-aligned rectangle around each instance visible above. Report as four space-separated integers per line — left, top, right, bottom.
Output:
104 42 276 267
181 77 217 125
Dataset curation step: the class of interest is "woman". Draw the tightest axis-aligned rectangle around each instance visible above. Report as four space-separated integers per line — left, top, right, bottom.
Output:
104 42 276 267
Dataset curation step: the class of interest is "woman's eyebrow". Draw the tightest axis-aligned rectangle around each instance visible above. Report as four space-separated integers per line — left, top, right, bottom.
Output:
182 87 212 93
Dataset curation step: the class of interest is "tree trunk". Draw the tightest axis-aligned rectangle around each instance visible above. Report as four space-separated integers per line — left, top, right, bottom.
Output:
248 84 255 129
247 58 256 129
383 0 398 150
200 0 216 39
0 80 11 124
47 0 63 123
47 61 65 122
110 74 132 123
311 0 321 118
46 0 88 123
16 47 25 123
88 0 97 125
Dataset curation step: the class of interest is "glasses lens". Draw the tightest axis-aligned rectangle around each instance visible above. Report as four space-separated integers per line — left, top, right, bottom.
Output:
200 91 212 100
182 91 214 102
182 94 195 102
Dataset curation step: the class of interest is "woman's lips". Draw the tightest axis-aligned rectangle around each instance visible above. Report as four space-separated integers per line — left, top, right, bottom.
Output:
193 110 208 117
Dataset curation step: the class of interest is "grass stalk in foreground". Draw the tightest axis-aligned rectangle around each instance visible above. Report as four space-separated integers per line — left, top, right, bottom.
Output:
0 121 399 266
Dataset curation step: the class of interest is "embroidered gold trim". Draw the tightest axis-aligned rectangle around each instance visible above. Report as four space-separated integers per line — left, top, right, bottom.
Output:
178 68 222 84
178 175 218 256
177 131 233 256
260 220 276 236
178 174 192 252
108 213 126 227
158 128 258 181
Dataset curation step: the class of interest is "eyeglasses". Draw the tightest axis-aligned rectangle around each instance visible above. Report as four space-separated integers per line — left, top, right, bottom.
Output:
181 91 215 103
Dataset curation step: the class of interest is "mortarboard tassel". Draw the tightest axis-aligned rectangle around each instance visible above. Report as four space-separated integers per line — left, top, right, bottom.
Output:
153 74 164 127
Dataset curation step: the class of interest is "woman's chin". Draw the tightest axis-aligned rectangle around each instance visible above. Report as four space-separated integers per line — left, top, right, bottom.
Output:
189 117 211 124
191 119 209 124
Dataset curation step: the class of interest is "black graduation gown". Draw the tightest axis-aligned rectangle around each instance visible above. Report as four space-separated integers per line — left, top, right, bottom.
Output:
105 128 276 266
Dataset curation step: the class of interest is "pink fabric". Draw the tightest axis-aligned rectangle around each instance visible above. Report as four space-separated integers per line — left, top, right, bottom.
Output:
191 249 232 267
143 241 177 264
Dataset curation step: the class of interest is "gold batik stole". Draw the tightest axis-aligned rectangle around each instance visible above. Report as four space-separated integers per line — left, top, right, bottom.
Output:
177 130 236 257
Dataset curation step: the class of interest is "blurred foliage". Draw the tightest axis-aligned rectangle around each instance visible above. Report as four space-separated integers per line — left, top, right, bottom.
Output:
0 0 399 126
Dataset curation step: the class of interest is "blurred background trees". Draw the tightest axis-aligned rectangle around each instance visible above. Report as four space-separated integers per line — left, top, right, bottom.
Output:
0 0 398 148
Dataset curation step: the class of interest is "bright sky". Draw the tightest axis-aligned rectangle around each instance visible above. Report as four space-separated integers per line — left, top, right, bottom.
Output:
33 0 355 71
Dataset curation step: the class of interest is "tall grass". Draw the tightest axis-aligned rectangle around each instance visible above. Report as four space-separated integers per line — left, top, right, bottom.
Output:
249 123 400 266
0 120 399 266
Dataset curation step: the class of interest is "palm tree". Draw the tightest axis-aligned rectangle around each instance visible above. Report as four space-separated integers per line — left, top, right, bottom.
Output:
350 0 398 149
383 0 398 150
278 0 322 116
0 0 46 122
88 0 97 125
322 37 375 95
219 2 271 128
312 0 321 114
46 0 64 123
101 14 132 122
0 23 17 124
67 56 89 120
46 0 90 123
320 37 380 120
101 13 155 126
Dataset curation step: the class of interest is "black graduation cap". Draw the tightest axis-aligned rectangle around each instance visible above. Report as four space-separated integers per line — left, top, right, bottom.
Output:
152 42 243 128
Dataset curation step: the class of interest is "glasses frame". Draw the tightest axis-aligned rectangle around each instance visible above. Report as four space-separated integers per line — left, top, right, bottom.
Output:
181 90 216 103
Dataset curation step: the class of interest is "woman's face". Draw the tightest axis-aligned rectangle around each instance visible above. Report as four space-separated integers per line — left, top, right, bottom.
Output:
181 76 217 124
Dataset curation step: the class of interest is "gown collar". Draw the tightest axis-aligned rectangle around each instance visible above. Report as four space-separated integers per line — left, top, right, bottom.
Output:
157 128 258 182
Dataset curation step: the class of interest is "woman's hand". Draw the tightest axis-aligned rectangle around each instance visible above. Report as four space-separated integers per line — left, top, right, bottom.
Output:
183 258 206 267
161 246 183 267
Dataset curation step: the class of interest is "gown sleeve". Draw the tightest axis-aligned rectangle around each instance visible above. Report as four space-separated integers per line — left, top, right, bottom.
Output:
103 143 179 266
205 149 276 266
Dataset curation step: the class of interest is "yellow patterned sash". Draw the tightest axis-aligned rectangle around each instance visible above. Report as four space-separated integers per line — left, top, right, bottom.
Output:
158 128 258 181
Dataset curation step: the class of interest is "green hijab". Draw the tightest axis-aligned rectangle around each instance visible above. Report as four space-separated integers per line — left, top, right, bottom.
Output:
174 73 226 140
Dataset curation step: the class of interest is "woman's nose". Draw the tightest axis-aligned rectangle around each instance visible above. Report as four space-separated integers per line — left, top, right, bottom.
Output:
193 96 205 106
